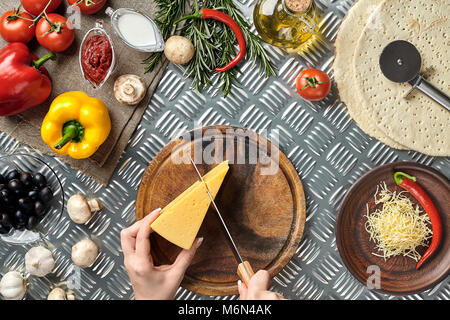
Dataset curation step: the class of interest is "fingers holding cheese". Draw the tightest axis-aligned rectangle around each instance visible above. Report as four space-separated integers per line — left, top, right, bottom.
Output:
121 219 143 255
172 237 203 273
136 208 161 256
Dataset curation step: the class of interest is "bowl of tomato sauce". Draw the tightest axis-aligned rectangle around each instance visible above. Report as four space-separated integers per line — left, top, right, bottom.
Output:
79 20 116 89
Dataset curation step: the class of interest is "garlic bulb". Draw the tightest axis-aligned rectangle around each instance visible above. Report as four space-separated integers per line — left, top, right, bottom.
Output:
25 246 55 277
71 239 99 268
0 271 26 300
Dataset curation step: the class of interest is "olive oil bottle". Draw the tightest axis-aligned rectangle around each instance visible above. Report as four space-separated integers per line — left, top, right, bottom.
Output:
253 0 324 55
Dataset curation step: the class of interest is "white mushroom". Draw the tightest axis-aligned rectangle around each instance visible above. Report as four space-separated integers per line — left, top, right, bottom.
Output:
67 194 101 224
66 290 76 300
25 246 55 277
47 288 77 300
0 271 26 300
164 35 194 65
71 239 99 268
114 74 147 105
47 288 67 300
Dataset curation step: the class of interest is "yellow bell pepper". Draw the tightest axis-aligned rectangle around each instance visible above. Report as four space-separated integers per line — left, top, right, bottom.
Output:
41 91 111 159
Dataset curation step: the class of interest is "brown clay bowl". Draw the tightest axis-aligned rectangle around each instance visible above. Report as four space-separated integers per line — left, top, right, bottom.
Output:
336 162 449 295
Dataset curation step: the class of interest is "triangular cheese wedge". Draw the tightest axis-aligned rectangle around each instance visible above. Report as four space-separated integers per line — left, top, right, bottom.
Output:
159 160 228 213
151 161 229 249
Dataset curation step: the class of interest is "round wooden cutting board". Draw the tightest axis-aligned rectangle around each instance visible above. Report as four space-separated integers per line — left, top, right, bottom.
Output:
136 126 306 296
336 162 450 295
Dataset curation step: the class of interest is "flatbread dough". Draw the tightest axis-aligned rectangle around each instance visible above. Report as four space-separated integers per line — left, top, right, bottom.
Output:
353 0 450 156
334 0 405 149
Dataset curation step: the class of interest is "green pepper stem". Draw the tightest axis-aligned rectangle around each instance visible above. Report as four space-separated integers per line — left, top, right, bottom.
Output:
394 171 417 185
54 122 82 150
32 53 56 70
173 11 202 25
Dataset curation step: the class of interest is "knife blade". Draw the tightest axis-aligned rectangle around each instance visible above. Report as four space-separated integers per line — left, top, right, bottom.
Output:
187 154 254 285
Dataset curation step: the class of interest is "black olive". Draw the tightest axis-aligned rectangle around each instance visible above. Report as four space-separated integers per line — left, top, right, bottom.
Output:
0 224 10 234
33 173 47 188
8 179 23 192
18 197 33 213
19 172 34 189
34 201 45 217
0 174 5 184
25 216 38 230
28 189 40 201
5 206 16 215
0 184 6 191
0 189 14 207
39 186 53 204
14 210 27 226
0 213 11 227
5 170 20 182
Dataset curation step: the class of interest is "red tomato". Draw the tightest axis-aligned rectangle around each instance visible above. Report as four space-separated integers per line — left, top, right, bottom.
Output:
296 68 331 101
21 0 62 16
67 0 107 15
0 10 36 43
35 13 74 52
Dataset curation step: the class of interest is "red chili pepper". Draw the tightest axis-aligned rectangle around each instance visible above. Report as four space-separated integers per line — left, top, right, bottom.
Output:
174 8 246 72
0 42 55 116
394 172 443 270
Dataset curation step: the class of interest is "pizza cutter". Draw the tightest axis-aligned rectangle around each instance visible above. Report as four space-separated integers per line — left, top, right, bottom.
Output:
379 40 450 111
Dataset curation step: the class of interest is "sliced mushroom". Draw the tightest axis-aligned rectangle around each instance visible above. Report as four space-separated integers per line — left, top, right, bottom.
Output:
114 74 147 105
67 194 101 224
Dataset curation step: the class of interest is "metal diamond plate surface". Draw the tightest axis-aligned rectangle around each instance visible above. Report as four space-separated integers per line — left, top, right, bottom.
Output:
0 0 449 300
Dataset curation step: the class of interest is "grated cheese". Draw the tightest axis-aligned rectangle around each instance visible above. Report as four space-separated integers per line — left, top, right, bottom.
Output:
364 182 433 261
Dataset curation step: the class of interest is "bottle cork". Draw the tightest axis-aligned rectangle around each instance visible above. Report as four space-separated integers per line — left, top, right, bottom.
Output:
285 0 313 13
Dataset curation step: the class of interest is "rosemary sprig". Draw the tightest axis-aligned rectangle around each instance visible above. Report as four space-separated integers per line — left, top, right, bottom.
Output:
144 0 276 96
143 0 186 73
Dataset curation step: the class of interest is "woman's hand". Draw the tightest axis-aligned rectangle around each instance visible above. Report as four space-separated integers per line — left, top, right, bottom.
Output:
121 208 203 300
238 270 286 300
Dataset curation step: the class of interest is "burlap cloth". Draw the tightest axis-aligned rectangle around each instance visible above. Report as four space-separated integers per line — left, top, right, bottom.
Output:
0 0 170 185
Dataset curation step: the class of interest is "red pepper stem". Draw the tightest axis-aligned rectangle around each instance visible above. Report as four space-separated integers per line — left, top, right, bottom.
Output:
31 53 56 70
393 171 417 185
173 11 203 25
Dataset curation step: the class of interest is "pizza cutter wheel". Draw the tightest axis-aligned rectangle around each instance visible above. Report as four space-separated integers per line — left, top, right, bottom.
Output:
379 40 450 111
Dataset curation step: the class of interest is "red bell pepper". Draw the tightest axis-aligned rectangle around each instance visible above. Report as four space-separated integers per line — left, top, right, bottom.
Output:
0 42 55 116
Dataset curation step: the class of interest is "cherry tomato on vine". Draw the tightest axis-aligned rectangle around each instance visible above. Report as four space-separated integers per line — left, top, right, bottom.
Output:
35 13 75 52
67 0 107 15
0 9 36 43
295 68 331 101
20 0 62 16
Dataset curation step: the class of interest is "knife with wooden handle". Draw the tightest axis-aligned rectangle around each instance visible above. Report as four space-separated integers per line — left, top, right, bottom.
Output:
187 154 255 286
